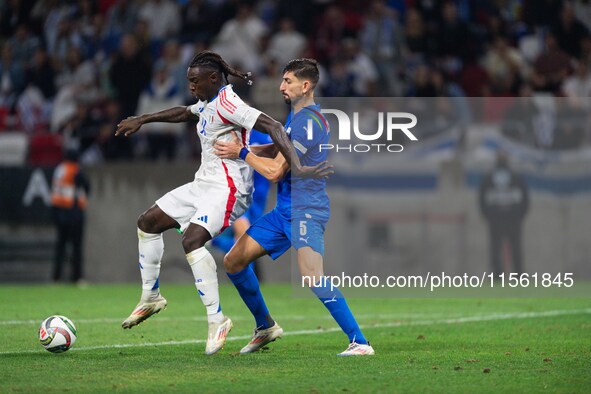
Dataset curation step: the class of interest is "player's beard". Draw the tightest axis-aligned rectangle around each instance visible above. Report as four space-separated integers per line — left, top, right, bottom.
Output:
283 95 291 104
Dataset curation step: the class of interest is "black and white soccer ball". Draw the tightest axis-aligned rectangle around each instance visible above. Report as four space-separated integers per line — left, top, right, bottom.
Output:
39 315 77 353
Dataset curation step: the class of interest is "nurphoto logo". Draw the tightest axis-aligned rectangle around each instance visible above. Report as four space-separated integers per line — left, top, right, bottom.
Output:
312 110 418 153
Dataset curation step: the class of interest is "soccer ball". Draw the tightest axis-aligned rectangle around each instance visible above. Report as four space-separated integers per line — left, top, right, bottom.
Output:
39 315 77 353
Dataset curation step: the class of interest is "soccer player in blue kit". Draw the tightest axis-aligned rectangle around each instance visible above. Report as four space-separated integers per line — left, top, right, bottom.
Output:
214 58 374 356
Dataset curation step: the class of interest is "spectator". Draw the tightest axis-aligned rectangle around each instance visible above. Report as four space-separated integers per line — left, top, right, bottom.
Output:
161 40 189 101
135 60 184 161
342 38 379 97
406 63 437 97
313 5 347 64
459 57 491 97
55 47 94 89
7 24 40 66
51 47 102 133
109 34 151 119
275 0 316 36
62 102 102 158
562 60 591 108
479 150 529 276
403 7 431 58
251 58 288 120
132 18 159 61
531 32 571 94
551 2 590 59
49 15 84 65
26 47 57 100
266 18 307 67
572 0 591 32
212 3 267 72
179 0 217 44
482 36 528 95
97 99 134 160
0 42 26 108
73 0 103 59
102 0 139 54
0 0 33 37
359 0 404 96
323 57 356 97
435 1 473 61
138 0 181 41
51 149 90 283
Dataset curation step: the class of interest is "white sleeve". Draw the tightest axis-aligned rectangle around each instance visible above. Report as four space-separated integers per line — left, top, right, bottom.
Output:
217 89 262 130
189 101 206 116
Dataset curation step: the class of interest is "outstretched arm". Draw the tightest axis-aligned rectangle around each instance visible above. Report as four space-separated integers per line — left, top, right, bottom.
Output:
115 106 198 137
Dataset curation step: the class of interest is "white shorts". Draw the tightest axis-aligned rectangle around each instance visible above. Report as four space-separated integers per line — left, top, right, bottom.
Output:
156 179 251 237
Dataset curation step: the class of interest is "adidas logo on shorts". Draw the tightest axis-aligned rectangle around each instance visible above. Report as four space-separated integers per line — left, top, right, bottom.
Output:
196 215 208 223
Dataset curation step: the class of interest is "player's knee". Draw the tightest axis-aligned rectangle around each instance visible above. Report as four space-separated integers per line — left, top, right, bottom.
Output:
223 252 241 274
137 211 155 233
181 236 197 254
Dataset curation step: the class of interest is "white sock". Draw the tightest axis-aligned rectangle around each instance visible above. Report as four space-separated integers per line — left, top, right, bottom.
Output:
186 247 224 324
138 228 163 302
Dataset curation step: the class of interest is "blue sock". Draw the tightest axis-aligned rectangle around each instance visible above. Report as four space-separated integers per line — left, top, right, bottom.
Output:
311 279 367 344
227 266 273 329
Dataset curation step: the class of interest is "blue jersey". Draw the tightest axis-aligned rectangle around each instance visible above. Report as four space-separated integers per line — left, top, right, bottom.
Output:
276 104 330 222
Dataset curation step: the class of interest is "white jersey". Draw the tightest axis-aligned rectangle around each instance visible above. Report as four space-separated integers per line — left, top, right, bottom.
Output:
156 85 262 236
189 85 261 195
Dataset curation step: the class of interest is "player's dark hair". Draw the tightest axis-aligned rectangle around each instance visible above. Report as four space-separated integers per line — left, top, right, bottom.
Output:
189 50 253 85
282 58 320 88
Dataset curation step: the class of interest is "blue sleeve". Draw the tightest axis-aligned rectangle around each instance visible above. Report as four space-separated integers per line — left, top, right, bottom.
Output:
290 116 324 158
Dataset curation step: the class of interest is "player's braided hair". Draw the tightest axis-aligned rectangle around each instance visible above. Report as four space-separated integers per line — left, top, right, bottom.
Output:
189 50 253 85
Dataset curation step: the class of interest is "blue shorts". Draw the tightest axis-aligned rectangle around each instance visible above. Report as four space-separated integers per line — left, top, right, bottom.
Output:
247 208 326 259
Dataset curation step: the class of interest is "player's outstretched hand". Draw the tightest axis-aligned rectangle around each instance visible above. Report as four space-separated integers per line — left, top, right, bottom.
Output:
214 130 242 159
294 161 334 180
115 116 143 137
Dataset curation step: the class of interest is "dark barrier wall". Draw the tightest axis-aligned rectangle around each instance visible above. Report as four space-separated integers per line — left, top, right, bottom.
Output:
0 167 55 224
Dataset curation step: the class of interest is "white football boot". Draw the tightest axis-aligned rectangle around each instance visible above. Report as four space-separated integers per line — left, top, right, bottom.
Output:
337 342 375 356
205 316 233 355
240 322 284 354
121 295 167 329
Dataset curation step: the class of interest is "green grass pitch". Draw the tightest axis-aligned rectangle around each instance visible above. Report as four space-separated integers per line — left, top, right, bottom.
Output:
0 284 589 393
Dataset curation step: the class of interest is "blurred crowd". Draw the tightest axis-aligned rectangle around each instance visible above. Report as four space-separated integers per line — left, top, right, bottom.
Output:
0 0 590 164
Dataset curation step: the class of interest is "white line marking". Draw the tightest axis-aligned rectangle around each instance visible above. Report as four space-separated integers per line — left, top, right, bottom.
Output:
1 308 589 356
0 312 458 326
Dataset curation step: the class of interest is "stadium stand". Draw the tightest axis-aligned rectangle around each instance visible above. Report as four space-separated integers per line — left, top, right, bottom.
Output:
0 0 588 161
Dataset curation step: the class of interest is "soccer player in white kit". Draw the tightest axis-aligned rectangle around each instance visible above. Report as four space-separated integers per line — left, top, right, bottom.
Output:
114 51 326 355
